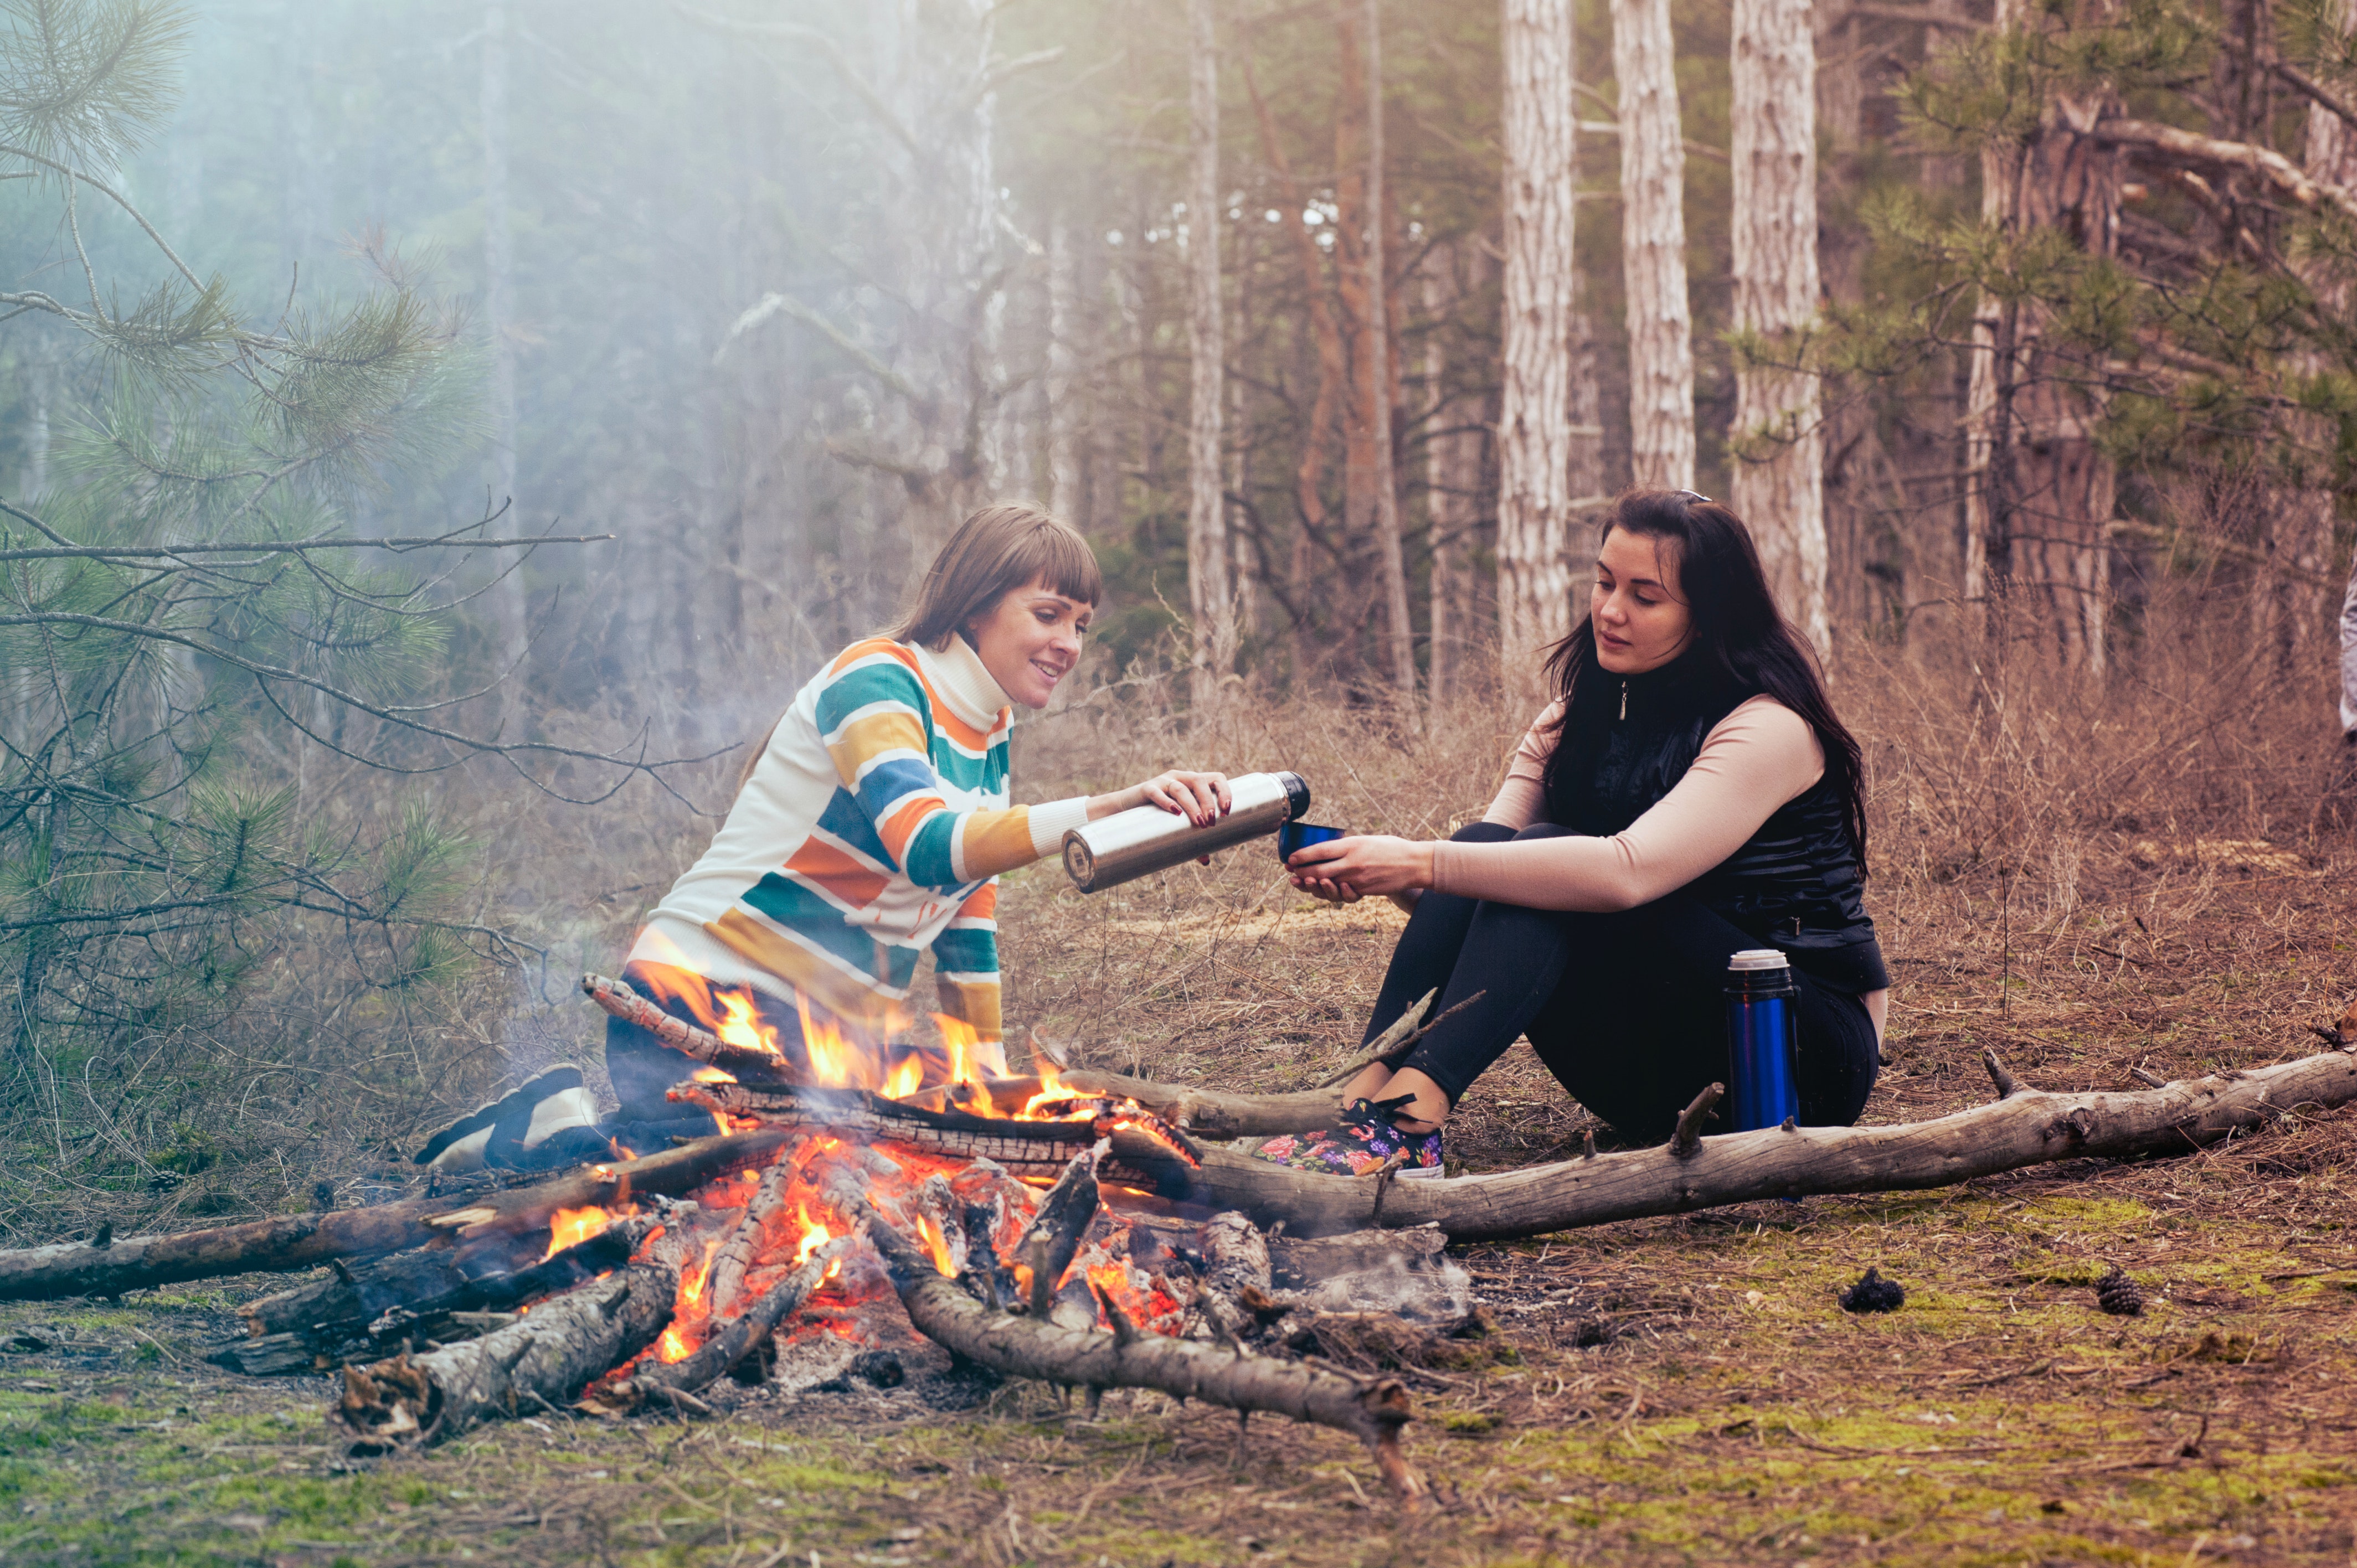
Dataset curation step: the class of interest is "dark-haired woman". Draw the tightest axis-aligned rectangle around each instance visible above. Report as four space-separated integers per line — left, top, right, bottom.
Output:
1252 490 1887 1176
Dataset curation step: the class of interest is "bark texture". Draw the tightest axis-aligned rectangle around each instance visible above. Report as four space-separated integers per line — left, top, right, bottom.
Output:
1730 0 1829 655
332 1254 682 1452
1362 0 1418 718
1612 0 1696 491
1185 0 1234 711
1964 0 2121 670
1190 1047 2357 1240
1497 0 1584 703
0 1126 800 1300
583 1241 844 1414
1418 245 1486 710
856 1198 1424 1499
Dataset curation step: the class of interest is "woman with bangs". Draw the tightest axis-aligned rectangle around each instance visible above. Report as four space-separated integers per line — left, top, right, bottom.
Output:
416 504 1229 1171
1255 489 1890 1177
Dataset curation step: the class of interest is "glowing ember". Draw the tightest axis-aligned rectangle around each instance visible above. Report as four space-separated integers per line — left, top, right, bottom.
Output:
545 1204 625 1261
656 1325 692 1363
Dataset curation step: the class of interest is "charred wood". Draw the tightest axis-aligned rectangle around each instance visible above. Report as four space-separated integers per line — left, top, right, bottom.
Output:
331 1233 692 1452
580 1239 849 1414
851 1196 1425 1502
0 1126 797 1301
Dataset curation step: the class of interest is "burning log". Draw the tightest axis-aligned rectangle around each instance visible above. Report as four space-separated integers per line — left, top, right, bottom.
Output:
580 1237 852 1416
214 1218 661 1376
706 1159 798 1318
1192 1045 2357 1240
845 1192 1425 1503
0 1126 797 1301
332 1224 693 1453
580 972 800 1085
1016 1141 1104 1316
677 1081 1203 1198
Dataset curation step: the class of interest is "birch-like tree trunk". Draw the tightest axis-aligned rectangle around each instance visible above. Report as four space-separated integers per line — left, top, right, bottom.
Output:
1420 246 1484 714
1498 0 1582 705
1963 0 2120 673
481 2 531 709
1729 0 1829 657
2312 0 2357 768
1186 0 1234 713
1046 216 1084 518
1611 0 1694 492
1363 0 1417 720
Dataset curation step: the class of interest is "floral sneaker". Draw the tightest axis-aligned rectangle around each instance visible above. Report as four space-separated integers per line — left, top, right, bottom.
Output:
1249 1096 1444 1177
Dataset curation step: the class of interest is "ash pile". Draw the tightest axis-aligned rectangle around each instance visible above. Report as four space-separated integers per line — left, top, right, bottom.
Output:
208 1031 1474 1499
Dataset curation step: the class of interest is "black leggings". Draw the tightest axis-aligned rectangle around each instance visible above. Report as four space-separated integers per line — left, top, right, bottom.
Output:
1369 822 1881 1142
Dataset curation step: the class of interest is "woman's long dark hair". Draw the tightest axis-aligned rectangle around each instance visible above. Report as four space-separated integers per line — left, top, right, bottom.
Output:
1539 489 1871 870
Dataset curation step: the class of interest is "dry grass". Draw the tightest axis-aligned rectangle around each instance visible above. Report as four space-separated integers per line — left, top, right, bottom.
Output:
7 614 2357 1565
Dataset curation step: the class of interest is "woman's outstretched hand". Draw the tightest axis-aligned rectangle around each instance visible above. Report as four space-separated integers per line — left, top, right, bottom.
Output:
1286 834 1437 902
1087 769 1231 827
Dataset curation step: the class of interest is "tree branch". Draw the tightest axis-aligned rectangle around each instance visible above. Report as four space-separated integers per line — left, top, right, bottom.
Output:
2092 118 2357 228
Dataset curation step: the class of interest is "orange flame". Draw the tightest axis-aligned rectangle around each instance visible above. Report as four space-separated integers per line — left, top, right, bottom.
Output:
796 993 880 1090
913 1213 955 1276
656 1325 692 1363
545 1204 630 1261
714 989 783 1060
881 1055 924 1100
691 1065 737 1084
792 1205 831 1267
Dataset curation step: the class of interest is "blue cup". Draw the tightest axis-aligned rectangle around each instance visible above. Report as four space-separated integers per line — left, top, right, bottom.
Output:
1278 821 1346 863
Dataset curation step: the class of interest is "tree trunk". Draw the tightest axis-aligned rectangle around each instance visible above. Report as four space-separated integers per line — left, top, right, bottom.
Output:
1612 0 1696 492
1729 0 1829 657
1363 0 1418 720
1046 216 1086 519
1186 0 1235 715
1498 0 1583 705
1420 246 1486 713
481 2 532 714
1963 0 2121 673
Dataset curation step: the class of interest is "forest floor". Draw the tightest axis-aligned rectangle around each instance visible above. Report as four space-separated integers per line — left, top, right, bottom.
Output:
6 826 2357 1566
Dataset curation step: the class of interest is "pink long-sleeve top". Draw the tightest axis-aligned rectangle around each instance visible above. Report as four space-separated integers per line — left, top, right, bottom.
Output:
1429 694 1889 1033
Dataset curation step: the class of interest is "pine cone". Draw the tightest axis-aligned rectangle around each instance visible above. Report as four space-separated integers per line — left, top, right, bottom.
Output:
2095 1264 2144 1317
1839 1266 1906 1314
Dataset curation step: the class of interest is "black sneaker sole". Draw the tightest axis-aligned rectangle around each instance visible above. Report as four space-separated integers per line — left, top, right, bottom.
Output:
413 1065 585 1165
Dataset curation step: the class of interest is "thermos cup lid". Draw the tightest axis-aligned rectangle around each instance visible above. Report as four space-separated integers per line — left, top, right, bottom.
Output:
1726 948 1790 972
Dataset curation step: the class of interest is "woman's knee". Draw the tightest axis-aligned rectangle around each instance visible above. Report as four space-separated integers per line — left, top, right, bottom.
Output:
1450 820 1517 844
1510 822 1577 842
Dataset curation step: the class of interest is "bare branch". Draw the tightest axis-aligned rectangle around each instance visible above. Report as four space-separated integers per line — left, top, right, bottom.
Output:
2092 118 2357 228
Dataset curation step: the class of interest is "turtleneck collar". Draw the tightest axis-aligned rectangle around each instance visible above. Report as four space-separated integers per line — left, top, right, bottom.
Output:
913 633 1013 730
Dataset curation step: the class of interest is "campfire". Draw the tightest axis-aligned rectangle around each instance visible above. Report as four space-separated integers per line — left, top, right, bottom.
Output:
304 972 1446 1498
7 976 2351 1509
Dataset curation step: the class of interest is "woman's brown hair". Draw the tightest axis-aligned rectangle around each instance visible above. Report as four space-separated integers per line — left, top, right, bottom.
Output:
887 503 1102 650
735 504 1101 795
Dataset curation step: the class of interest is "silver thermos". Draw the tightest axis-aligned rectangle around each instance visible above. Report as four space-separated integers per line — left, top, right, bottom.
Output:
1061 771 1310 893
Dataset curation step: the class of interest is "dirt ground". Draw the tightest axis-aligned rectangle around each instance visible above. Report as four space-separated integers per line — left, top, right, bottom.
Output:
6 828 2356 1566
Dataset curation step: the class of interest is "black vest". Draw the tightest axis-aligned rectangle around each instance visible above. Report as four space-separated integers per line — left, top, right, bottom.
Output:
1542 666 1890 993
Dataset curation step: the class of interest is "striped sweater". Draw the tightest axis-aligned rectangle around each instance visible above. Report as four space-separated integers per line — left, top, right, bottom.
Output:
629 635 1089 1051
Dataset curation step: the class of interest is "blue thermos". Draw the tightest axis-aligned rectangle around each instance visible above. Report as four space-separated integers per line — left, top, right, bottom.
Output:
1725 949 1800 1132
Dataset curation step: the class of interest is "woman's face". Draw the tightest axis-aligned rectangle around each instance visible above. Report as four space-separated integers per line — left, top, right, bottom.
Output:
1590 527 1694 675
964 579 1093 709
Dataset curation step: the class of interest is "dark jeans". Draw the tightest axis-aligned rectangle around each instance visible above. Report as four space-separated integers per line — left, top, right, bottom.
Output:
1372 822 1881 1142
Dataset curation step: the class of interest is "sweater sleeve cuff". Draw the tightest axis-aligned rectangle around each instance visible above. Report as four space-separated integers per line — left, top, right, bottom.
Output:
1026 796 1093 861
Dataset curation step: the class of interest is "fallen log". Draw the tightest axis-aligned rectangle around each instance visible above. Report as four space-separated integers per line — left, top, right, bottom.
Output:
1192 1046 2357 1240
331 1227 692 1452
0 1126 799 1301
214 1219 661 1376
845 1190 1424 1502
